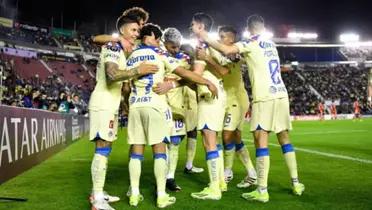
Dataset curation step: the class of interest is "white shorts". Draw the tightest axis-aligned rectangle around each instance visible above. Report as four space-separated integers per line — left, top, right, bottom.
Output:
89 110 118 142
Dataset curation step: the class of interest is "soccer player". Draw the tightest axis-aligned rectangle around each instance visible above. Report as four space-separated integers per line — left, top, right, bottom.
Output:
160 28 204 192
196 25 257 188
125 23 218 208
353 98 361 120
330 100 337 120
88 14 158 210
318 101 324 121
194 14 305 203
93 7 149 50
189 13 228 200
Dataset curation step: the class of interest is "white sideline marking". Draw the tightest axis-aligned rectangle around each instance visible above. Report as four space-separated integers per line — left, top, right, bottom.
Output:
243 139 372 164
291 130 368 135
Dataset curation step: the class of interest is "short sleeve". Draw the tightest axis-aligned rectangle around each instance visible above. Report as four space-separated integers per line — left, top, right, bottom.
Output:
235 40 254 54
101 42 123 65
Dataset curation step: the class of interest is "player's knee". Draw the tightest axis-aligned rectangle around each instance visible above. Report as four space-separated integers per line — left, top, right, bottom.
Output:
170 135 184 145
95 147 112 157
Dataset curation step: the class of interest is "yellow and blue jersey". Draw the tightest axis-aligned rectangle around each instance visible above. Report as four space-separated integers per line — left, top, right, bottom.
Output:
126 44 179 112
235 35 288 102
89 42 127 113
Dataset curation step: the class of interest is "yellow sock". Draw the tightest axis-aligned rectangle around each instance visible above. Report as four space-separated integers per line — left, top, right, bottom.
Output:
206 150 219 191
91 153 108 195
154 153 167 196
129 154 143 196
236 143 256 178
167 144 179 179
186 137 197 169
217 144 225 184
256 148 270 189
223 143 235 171
281 144 299 183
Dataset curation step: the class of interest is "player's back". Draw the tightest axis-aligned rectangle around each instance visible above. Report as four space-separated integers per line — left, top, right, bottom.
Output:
236 35 288 103
126 45 176 112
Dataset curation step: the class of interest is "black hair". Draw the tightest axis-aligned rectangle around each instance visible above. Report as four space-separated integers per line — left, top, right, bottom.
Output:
139 23 162 40
247 14 264 30
192 12 213 31
218 25 237 36
123 7 149 23
116 14 140 33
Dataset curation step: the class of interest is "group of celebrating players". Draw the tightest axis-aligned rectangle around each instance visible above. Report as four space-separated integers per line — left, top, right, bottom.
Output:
87 7 305 209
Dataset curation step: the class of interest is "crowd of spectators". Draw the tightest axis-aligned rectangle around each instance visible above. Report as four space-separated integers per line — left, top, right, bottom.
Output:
0 56 90 115
300 65 370 114
340 47 372 61
0 25 57 47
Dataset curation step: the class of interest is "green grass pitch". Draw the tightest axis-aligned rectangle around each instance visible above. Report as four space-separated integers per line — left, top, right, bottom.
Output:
1 119 372 210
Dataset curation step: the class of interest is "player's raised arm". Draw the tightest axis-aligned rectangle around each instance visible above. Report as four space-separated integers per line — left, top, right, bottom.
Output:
198 31 240 55
173 66 218 98
196 47 229 77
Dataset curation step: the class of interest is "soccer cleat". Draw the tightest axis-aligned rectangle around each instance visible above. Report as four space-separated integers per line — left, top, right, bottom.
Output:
224 169 233 183
89 191 120 204
220 181 228 192
91 197 116 210
157 194 176 208
129 194 144 207
237 176 257 188
241 190 269 203
166 178 182 192
292 183 305 196
184 166 204 174
191 187 222 200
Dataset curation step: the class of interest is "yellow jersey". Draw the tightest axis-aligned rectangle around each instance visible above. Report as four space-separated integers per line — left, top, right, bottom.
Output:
126 44 179 112
89 42 127 113
235 35 288 102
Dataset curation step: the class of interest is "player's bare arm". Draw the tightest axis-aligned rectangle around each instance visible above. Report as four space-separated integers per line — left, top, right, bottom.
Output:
174 67 218 98
196 48 229 78
105 62 158 82
198 31 239 55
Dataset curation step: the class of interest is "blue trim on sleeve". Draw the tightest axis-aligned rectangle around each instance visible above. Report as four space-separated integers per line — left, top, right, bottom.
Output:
224 143 235 151
256 148 269 157
206 150 219 160
154 153 167 160
281 144 294 154
235 142 245 151
95 147 112 157
130 153 144 161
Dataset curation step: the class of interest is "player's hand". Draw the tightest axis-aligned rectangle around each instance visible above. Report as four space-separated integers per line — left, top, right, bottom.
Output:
196 48 209 61
153 81 173 95
206 81 218 99
137 62 158 76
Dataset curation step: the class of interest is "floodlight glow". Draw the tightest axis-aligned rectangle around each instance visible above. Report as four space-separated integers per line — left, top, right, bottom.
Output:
287 32 318 39
344 41 372 47
182 38 198 48
340 33 359 43
263 31 274 39
209 32 219 40
243 31 250 38
112 33 119 39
